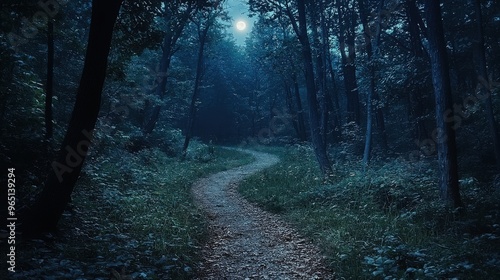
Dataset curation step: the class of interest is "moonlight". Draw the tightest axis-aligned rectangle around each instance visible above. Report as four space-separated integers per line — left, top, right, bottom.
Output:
236 20 247 31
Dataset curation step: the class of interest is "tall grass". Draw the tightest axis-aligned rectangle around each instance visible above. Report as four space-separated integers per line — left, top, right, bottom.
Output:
239 145 500 279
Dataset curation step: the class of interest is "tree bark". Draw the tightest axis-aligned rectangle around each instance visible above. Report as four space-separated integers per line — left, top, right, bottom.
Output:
424 0 462 207
21 0 123 235
45 19 54 139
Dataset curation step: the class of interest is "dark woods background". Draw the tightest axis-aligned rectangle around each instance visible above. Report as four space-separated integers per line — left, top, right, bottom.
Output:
2 1 499 167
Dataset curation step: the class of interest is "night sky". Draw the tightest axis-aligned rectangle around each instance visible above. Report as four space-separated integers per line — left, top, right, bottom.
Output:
224 0 254 45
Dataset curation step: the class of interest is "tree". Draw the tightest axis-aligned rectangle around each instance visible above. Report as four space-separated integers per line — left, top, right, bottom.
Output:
21 0 124 235
142 0 198 134
360 0 385 168
295 0 332 175
337 0 361 125
284 72 307 141
309 0 340 147
473 0 500 170
182 3 224 155
246 15 307 142
249 0 333 175
404 0 430 143
424 0 462 207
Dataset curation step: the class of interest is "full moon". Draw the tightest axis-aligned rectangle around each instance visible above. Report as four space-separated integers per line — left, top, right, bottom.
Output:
236 21 247 31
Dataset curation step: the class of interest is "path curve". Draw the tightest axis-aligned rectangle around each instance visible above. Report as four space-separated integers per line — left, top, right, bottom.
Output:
192 149 333 279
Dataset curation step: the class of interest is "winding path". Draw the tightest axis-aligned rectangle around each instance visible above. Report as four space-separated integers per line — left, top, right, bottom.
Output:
192 149 333 279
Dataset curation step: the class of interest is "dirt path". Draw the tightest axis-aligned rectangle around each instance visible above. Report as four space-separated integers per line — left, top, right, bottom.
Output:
192 149 334 279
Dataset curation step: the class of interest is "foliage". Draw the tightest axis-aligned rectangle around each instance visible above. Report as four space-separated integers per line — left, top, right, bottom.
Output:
8 146 253 279
239 145 500 279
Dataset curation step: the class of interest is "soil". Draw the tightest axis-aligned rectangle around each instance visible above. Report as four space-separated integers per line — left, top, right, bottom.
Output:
192 149 334 279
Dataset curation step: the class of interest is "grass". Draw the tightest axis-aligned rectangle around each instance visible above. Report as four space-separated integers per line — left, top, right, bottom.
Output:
238 145 500 279
11 144 253 279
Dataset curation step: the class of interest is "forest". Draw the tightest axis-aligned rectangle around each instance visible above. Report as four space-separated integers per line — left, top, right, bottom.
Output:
1 0 500 279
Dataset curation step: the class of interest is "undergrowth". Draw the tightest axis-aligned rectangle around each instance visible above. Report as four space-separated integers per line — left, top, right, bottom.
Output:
10 144 253 279
239 145 500 279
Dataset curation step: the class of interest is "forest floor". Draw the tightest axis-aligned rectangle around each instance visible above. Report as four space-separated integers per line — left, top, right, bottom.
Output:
2 145 257 279
192 149 334 279
238 146 500 279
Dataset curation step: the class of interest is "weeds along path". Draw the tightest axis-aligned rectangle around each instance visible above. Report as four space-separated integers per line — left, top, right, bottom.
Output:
192 149 333 279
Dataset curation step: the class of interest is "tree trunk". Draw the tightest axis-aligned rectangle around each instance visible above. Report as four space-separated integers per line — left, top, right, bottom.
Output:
142 35 173 134
284 82 302 140
338 0 361 125
182 20 210 156
297 0 332 176
309 1 332 149
45 19 54 139
312 22 328 150
371 1 388 152
361 0 384 168
473 0 500 170
293 73 307 141
406 0 430 143
424 0 462 207
320 9 340 144
374 91 388 150
21 0 123 235
327 54 342 141
362 83 374 169
405 0 426 57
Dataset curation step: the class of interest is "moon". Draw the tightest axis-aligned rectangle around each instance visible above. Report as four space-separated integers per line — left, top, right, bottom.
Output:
236 21 247 31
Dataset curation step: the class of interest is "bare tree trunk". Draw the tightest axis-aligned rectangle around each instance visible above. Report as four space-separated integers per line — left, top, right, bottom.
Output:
424 0 462 207
21 0 123 236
